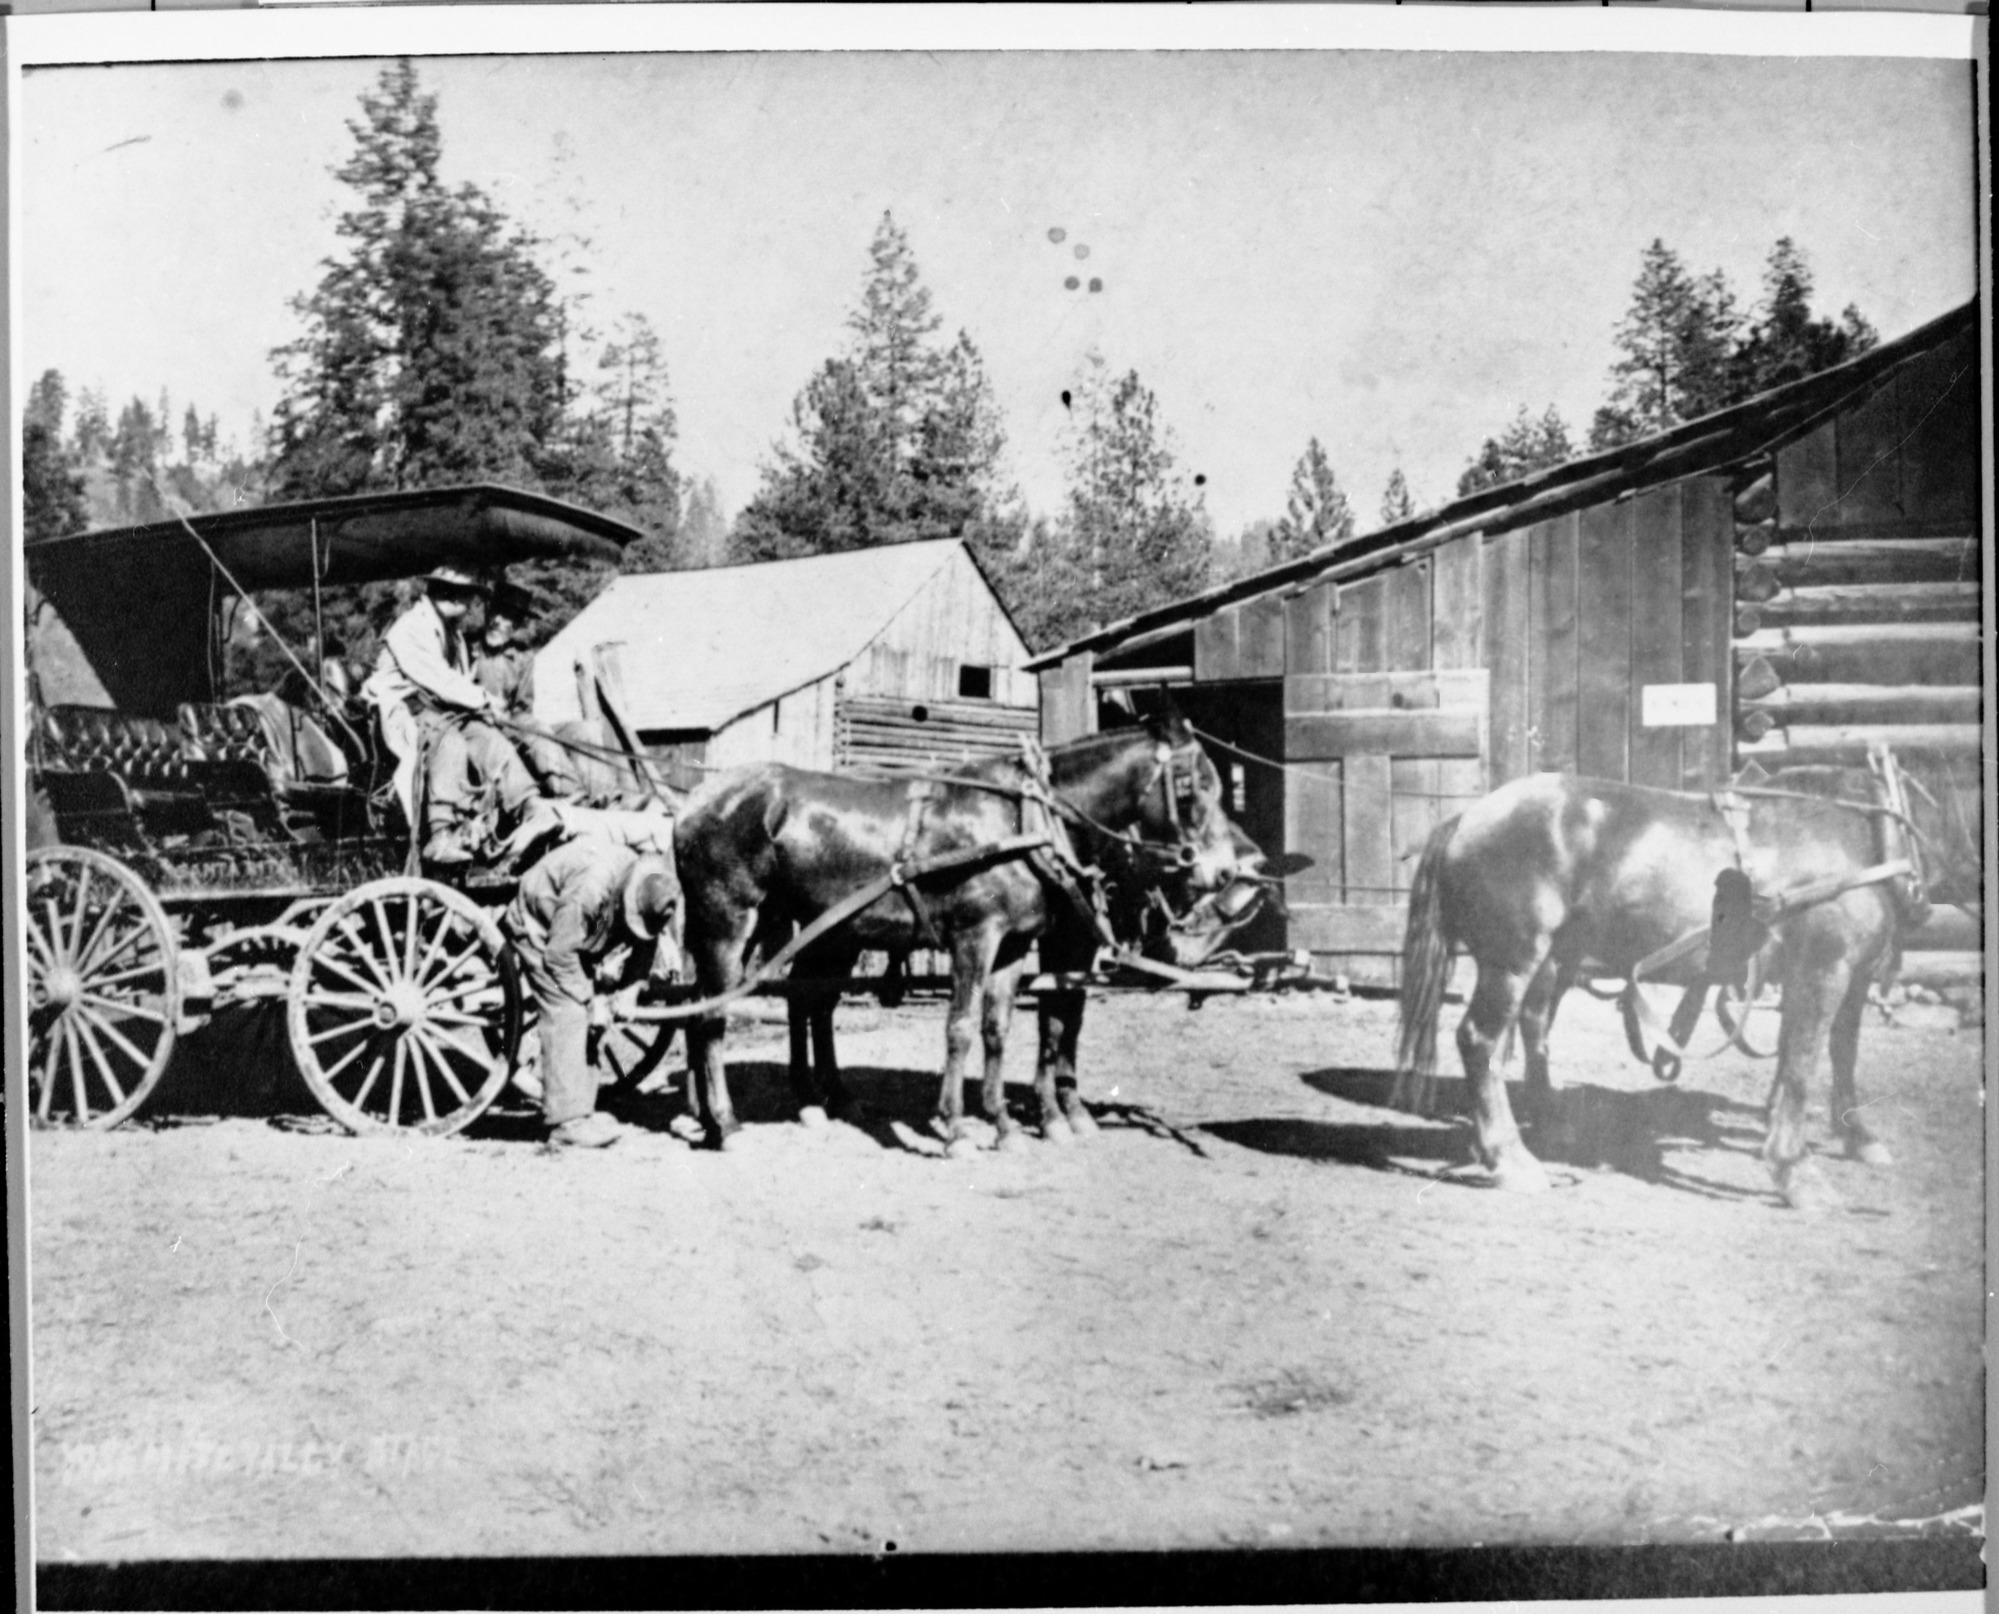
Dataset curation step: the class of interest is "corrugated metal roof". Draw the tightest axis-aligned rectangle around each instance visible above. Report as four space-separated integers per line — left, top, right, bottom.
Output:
538 539 964 732
1027 297 1979 670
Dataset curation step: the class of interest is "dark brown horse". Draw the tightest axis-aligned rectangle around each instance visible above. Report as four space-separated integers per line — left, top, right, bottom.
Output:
672 718 1251 1153
775 812 1275 1131
1394 752 1971 1208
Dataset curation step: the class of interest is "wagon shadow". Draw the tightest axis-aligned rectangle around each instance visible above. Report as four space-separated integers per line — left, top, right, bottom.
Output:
1204 1064 1777 1199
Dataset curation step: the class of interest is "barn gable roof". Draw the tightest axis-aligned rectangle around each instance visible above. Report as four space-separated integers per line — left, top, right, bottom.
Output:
540 539 969 732
1027 297 1979 670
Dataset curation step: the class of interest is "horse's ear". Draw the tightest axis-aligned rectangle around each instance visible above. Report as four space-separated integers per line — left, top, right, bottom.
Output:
1144 695 1192 744
1733 760 1770 786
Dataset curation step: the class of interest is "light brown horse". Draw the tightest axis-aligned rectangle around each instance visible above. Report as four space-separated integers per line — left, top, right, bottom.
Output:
1394 755 1969 1208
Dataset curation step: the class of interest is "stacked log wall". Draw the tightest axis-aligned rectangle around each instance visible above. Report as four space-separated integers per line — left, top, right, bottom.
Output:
1732 324 1982 773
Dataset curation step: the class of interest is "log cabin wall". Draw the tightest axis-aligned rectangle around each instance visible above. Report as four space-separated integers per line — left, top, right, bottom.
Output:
1732 322 1983 772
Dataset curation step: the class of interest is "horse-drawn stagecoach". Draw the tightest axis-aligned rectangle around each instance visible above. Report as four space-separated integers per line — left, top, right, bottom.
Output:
18 484 1275 1144
19 485 653 1135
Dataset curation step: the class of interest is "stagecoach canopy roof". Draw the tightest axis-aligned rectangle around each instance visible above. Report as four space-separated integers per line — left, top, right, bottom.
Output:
25 484 644 716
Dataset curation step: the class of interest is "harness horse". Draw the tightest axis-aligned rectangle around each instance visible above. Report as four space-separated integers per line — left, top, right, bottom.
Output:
1393 745 1972 1208
672 718 1255 1153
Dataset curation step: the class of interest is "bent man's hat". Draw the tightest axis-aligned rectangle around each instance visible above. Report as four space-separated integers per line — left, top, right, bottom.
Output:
621 855 681 941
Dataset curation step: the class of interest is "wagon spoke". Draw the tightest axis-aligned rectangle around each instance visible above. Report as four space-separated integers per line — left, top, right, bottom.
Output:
76 1005 157 1073
35 1028 60 1123
25 914 57 969
75 884 128 974
305 990 385 1012
318 1030 376 1086
350 1045 389 1115
75 1015 129 1110
66 864 96 959
412 910 456 988
65 1020 94 1125
307 1016 376 1048
42 900 70 966
87 958 170 991
387 1038 410 1127
370 900 405 986
310 947 391 999
406 1035 439 1124
79 993 167 1025
413 1029 475 1109
81 922 153 980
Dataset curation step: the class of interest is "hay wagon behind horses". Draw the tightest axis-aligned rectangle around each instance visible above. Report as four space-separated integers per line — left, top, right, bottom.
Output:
19 485 651 1136
1393 746 1978 1208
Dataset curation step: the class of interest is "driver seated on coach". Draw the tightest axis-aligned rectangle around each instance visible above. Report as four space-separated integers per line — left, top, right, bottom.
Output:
360 563 552 867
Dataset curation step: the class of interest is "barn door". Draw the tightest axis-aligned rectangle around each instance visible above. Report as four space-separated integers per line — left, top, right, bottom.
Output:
1281 669 1489 987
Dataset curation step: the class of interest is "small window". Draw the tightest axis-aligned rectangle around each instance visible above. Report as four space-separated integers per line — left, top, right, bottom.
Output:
957 664 994 700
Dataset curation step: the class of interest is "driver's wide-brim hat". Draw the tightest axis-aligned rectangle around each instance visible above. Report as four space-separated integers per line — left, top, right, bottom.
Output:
424 563 488 592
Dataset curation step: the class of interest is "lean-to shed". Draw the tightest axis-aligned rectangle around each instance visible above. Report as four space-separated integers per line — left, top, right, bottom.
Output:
1030 299 1985 983
535 539 1038 773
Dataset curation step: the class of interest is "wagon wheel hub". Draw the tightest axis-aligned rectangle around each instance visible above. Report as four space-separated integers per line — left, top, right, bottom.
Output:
373 981 431 1030
38 965 83 1011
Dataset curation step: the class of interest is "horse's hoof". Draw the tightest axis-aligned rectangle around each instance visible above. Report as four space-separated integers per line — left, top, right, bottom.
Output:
1062 1104 1100 1141
667 1114 706 1145
995 1126 1028 1155
1488 1152 1551 1193
715 1127 747 1153
1042 1116 1076 1146
1848 1138 1894 1168
943 1135 980 1161
797 1105 829 1131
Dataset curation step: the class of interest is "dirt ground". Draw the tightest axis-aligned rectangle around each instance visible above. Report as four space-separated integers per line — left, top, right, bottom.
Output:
27 984 1986 1564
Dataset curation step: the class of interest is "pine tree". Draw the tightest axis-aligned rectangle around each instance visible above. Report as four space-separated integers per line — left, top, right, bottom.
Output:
22 371 90 543
1458 405 1575 497
269 58 568 497
735 211 1012 560
1732 237 1878 396
1268 437 1355 562
675 476 730 569
1024 358 1210 647
1593 240 1745 446
1380 467 1415 526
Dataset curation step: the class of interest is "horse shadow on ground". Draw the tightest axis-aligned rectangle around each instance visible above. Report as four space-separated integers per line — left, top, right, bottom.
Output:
600 1058 1113 1158
1203 1065 1777 1200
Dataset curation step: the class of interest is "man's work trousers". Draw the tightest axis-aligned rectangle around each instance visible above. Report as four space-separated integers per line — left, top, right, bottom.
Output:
427 714 540 833
515 941 597 1127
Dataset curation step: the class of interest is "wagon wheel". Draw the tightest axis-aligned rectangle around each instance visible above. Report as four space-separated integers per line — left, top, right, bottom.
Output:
23 846 181 1129
287 877 521 1136
597 1016 682 1094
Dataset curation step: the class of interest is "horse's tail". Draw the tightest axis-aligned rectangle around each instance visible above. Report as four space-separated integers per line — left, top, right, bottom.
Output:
1393 813 1460 1110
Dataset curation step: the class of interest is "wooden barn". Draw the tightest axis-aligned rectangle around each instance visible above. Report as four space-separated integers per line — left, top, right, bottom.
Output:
1031 298 1984 983
535 539 1039 773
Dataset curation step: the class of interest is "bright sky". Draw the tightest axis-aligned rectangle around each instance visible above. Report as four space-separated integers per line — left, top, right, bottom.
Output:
16 37 1977 540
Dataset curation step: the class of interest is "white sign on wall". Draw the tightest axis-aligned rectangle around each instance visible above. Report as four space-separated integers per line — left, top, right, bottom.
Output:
1641 682 1719 727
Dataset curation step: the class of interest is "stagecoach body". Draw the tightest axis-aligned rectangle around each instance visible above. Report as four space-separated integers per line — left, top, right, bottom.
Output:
18 484 643 1133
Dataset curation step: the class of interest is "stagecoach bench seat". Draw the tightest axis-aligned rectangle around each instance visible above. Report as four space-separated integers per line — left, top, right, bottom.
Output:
179 702 275 768
35 704 294 844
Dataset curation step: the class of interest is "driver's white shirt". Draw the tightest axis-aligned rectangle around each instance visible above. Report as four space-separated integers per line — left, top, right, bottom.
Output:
362 596 488 717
